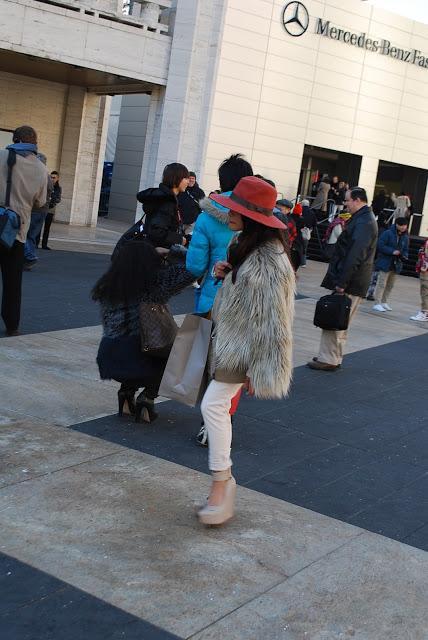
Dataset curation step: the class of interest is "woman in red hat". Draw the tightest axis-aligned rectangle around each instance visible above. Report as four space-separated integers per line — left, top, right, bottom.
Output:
197 176 295 526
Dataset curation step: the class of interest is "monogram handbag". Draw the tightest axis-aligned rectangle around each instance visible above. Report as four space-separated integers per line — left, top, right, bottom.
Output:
313 293 352 331
139 301 178 358
0 150 20 249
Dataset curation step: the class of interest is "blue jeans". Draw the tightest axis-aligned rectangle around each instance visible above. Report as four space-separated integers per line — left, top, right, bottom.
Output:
25 212 46 262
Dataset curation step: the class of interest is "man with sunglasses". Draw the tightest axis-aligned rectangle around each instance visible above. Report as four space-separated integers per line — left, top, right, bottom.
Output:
308 187 378 371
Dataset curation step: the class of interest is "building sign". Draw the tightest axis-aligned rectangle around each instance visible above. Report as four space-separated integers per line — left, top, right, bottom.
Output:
281 1 428 68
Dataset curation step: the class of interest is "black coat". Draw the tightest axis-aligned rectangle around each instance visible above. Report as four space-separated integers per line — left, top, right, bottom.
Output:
112 184 184 260
137 183 183 248
96 263 194 386
177 183 205 225
302 205 317 230
321 205 378 297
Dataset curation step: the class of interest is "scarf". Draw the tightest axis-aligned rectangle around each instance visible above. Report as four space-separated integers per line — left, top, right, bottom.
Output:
6 142 38 157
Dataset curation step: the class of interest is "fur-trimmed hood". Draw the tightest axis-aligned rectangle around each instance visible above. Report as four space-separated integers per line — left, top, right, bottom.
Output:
213 240 295 399
199 196 230 225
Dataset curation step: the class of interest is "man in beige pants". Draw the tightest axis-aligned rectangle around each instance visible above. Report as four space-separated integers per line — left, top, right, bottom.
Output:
308 187 378 371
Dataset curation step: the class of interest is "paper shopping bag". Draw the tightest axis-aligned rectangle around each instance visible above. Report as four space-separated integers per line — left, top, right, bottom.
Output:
158 314 213 407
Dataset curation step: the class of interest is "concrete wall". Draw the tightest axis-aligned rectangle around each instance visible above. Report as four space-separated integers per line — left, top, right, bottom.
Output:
105 95 122 163
199 0 428 235
0 0 172 86
0 70 67 171
139 0 227 193
108 94 151 222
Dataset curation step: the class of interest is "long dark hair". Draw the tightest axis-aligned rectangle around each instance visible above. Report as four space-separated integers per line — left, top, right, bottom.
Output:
92 240 162 305
227 217 289 283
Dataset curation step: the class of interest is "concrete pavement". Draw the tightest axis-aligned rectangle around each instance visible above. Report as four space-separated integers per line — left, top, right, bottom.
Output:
1 244 428 639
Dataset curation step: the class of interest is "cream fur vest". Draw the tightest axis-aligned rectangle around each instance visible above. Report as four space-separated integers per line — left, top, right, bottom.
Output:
213 240 295 399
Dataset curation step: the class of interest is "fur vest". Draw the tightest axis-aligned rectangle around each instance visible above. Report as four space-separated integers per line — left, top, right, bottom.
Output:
213 240 295 399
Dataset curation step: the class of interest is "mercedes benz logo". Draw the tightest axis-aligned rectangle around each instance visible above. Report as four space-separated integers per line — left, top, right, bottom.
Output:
282 1 309 37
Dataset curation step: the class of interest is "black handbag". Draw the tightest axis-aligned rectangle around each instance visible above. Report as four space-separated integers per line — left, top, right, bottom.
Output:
313 293 352 331
139 302 178 358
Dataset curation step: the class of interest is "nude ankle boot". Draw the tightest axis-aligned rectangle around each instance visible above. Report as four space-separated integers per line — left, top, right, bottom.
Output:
198 475 236 526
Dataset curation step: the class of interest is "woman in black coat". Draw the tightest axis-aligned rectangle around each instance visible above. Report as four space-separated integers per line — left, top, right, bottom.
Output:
112 163 190 260
93 239 194 423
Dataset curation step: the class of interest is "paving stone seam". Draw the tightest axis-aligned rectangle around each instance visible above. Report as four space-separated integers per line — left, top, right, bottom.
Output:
402 521 428 544
0 450 131 492
185 531 366 640
345 472 428 531
324 435 428 469
0 582 70 617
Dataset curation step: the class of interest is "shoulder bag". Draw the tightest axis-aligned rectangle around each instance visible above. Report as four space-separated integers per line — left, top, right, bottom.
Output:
139 301 178 358
314 293 352 331
0 150 21 249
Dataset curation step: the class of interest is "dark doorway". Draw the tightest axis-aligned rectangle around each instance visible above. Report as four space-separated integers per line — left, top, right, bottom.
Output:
298 144 362 198
374 161 428 236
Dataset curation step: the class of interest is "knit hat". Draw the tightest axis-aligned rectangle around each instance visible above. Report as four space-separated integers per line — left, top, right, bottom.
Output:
293 203 303 215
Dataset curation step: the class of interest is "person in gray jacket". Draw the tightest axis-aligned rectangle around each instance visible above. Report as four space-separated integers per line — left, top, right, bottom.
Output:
311 175 330 217
0 125 47 335
308 187 378 371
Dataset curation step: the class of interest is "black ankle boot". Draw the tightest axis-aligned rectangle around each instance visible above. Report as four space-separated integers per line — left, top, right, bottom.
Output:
135 391 158 423
117 386 136 416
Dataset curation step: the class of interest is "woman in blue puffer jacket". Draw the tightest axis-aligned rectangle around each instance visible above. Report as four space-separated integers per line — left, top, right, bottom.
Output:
186 153 253 315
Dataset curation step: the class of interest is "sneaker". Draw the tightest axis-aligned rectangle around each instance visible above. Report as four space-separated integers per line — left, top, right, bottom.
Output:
192 281 201 289
382 303 392 311
195 422 208 447
372 304 386 312
410 311 428 322
366 294 375 301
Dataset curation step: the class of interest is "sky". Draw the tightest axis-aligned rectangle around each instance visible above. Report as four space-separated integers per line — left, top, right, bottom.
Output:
368 0 428 24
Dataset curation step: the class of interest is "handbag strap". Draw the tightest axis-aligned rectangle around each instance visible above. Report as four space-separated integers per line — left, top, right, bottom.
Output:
5 150 16 208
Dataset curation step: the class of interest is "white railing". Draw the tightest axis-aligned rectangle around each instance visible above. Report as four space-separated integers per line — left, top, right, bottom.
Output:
33 0 172 33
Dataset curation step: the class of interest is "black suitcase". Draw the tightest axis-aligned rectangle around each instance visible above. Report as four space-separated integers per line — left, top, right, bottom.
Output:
314 293 352 331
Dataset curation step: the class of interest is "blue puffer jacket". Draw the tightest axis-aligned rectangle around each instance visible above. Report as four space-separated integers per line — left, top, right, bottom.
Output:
186 194 234 314
375 225 409 273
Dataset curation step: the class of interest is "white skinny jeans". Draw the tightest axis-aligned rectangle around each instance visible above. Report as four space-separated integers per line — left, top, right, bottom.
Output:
201 380 243 473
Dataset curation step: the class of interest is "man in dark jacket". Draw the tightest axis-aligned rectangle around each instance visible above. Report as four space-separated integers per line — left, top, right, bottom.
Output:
308 186 378 371
177 172 205 236
372 217 409 312
40 170 62 250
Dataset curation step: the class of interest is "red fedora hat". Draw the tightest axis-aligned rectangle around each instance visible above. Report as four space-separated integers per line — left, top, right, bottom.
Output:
210 176 286 229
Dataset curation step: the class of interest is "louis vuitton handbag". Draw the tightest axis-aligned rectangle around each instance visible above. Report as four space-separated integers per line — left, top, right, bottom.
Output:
139 301 178 358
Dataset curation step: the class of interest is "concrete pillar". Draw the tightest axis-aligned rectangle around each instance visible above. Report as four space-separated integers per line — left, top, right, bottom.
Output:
56 88 110 227
140 2 160 27
137 86 166 219
358 156 379 204
420 182 428 237
149 0 226 184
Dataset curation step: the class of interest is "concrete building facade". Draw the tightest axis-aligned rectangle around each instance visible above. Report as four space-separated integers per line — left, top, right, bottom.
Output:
0 0 172 226
109 0 428 236
2 0 428 236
